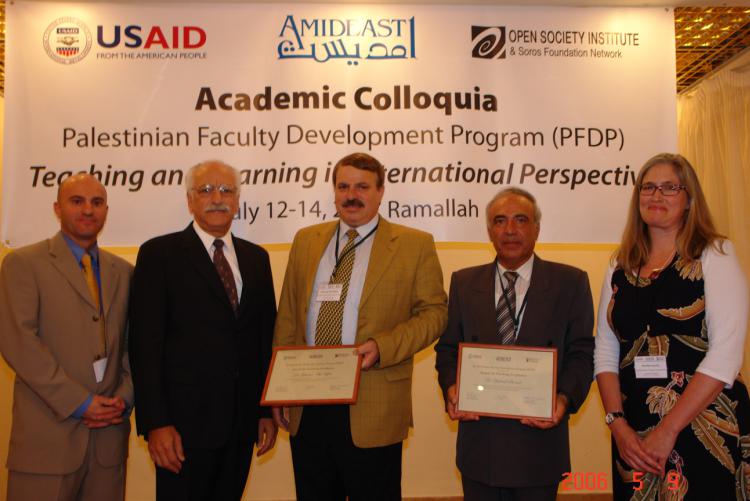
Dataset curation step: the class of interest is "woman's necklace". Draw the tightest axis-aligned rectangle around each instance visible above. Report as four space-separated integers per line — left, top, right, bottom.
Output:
648 248 677 278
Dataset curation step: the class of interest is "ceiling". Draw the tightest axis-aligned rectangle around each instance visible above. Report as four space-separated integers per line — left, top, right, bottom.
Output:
0 2 748 95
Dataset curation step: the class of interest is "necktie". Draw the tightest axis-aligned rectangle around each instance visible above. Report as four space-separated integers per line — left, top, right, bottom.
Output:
315 229 359 346
81 253 106 357
213 239 239 314
497 271 519 345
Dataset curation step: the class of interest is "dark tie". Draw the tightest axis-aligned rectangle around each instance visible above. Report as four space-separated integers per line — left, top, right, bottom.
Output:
497 271 518 344
315 229 359 346
213 239 239 314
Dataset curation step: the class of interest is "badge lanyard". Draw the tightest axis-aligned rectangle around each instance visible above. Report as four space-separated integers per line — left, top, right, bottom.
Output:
496 261 529 337
332 223 378 278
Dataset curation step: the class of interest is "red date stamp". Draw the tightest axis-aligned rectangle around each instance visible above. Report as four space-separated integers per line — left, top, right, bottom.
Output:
560 472 608 490
561 471 684 491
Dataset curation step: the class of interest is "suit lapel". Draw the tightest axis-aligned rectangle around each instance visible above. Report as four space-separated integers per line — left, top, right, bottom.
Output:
359 219 397 308
235 237 256 317
302 222 337 308
98 250 120 318
516 255 552 346
470 262 500 343
48 232 98 311
181 225 234 314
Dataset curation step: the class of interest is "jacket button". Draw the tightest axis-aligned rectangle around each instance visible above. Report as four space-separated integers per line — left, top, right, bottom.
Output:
92 316 99 322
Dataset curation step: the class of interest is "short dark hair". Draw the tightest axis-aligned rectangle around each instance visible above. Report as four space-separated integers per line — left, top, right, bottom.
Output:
332 152 385 188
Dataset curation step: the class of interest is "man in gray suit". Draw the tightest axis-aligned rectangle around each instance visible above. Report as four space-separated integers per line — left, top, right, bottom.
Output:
435 187 594 501
0 174 132 501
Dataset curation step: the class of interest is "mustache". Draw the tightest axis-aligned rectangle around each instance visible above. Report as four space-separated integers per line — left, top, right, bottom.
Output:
342 199 365 208
204 203 230 213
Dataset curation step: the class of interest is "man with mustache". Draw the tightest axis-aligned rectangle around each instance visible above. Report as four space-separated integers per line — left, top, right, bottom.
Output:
272 152 447 500
0 174 132 501
129 160 277 500
435 187 594 501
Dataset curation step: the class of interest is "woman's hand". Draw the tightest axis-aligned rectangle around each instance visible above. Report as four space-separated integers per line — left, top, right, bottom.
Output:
610 419 662 475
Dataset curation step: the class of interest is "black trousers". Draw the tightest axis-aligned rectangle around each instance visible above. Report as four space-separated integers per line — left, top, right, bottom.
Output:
290 405 402 501
462 476 558 501
155 430 253 501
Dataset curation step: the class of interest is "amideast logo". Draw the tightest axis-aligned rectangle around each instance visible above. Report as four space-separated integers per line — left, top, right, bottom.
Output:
43 17 92 64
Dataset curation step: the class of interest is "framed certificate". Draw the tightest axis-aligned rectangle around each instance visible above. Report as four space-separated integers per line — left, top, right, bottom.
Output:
457 343 557 420
261 346 362 406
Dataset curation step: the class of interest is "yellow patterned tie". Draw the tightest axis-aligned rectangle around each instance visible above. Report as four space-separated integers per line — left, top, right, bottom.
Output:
315 229 359 346
81 253 106 357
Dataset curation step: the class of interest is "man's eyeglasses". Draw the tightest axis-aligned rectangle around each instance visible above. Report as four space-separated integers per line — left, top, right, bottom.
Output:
192 184 237 197
638 183 687 197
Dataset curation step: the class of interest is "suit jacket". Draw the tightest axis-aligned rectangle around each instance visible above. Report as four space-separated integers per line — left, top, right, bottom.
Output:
0 232 133 474
274 217 447 448
435 256 594 487
129 224 276 449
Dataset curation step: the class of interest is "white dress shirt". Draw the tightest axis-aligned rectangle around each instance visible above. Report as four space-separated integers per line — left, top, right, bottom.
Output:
192 221 243 299
495 255 534 341
594 240 749 386
306 216 379 346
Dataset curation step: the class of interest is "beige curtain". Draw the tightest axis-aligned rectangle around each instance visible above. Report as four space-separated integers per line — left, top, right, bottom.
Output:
678 47 750 378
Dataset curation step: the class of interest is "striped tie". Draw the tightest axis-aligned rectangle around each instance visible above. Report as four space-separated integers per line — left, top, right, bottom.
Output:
315 229 359 346
497 271 518 345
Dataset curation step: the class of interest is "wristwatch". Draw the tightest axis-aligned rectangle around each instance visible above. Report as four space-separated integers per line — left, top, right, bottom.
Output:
605 411 625 425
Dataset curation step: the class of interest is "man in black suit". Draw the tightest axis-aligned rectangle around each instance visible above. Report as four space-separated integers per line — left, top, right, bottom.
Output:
435 187 594 501
129 160 277 501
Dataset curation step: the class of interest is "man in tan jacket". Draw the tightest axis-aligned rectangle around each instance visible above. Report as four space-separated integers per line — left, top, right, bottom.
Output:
272 152 447 500
0 174 133 501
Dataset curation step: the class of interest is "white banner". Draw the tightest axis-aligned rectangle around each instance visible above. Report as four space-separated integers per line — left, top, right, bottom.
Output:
2 2 677 246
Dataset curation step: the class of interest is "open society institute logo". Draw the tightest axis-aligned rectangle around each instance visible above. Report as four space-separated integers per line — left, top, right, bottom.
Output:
43 17 92 64
472 26 506 59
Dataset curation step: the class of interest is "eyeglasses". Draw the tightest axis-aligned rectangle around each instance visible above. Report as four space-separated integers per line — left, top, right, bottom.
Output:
192 184 237 197
638 182 687 197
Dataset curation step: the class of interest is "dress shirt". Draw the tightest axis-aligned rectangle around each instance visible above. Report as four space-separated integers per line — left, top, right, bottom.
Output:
494 255 534 339
306 215 379 346
594 240 749 387
192 221 243 300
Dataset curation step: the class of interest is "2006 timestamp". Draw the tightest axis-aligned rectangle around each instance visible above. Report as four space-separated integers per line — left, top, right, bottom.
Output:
561 471 684 491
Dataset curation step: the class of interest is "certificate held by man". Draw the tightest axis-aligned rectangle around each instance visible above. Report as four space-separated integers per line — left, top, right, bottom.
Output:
457 343 557 420
261 346 362 406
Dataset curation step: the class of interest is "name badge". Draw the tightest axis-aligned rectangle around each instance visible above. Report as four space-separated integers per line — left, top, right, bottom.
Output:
316 283 343 302
93 357 108 383
634 355 667 379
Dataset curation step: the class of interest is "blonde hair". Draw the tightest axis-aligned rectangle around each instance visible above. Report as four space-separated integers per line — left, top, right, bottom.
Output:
615 153 724 272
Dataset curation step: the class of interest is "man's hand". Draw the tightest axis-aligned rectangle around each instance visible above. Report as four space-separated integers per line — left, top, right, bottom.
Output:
148 425 185 474
521 393 568 429
271 406 290 431
82 395 126 428
445 384 480 421
256 418 278 457
356 339 380 370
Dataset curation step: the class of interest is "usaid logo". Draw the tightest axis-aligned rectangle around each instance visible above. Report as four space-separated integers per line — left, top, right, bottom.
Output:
471 26 506 59
43 17 93 64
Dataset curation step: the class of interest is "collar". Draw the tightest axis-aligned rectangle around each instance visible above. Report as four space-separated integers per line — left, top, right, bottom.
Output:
497 254 534 283
192 220 233 253
338 214 380 242
61 232 99 265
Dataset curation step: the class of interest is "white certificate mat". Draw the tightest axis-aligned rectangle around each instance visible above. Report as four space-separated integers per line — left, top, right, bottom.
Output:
457 343 557 420
261 346 362 406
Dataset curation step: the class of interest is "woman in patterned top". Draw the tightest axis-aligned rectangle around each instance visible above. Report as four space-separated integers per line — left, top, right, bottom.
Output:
594 153 750 499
